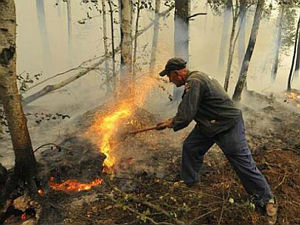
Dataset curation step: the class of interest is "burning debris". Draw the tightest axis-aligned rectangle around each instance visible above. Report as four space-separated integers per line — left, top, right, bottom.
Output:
284 89 300 107
49 177 104 192
1 194 41 225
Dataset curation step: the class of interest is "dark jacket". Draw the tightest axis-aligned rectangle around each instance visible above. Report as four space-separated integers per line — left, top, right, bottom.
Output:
172 71 242 137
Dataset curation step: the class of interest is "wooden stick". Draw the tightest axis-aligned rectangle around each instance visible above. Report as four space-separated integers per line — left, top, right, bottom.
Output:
128 125 158 135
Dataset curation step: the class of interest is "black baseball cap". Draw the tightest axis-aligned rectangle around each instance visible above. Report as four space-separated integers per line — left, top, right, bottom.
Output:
159 57 187 76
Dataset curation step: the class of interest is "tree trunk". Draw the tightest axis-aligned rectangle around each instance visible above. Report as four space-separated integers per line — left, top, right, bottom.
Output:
0 0 37 200
133 0 141 84
271 6 284 81
101 0 111 93
287 12 300 91
173 0 190 101
218 0 232 72
224 0 239 92
108 0 116 90
66 0 72 50
120 0 133 97
149 0 161 74
237 1 246 67
232 0 264 101
294 15 300 79
36 0 51 61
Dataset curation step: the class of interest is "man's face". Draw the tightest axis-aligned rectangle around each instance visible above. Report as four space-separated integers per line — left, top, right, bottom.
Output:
167 70 185 87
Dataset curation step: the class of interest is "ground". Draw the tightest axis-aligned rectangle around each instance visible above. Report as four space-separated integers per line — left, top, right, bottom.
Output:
1 90 300 225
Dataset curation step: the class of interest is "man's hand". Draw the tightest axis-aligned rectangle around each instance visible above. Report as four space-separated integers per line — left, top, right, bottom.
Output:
156 118 174 130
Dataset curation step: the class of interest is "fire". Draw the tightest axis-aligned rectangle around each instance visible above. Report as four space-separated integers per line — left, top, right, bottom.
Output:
286 92 298 100
38 189 44 196
49 177 104 192
93 107 132 172
48 72 158 193
21 213 26 221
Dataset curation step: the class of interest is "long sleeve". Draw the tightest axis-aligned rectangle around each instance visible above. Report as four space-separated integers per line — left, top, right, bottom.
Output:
173 79 202 131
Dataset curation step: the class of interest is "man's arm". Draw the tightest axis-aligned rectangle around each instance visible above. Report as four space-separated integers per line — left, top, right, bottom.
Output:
172 79 202 131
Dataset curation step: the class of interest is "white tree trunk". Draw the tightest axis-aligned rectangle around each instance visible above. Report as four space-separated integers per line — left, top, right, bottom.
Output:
270 6 284 81
101 0 111 92
173 0 190 101
149 0 161 73
0 0 37 182
218 1 232 72
120 0 133 96
233 0 264 101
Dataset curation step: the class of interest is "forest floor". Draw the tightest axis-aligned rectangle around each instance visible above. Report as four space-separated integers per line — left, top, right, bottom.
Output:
1 89 300 225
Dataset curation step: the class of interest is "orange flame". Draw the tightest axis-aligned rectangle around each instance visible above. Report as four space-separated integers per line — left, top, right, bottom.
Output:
285 92 300 100
21 213 26 221
49 177 104 192
49 72 158 193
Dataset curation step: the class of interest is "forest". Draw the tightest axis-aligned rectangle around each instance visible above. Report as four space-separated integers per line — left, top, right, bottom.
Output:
0 0 300 224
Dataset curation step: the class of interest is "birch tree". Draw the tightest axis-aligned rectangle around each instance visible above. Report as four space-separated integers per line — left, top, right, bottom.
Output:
0 0 38 205
271 5 284 81
287 12 300 91
173 0 190 101
218 0 232 71
101 0 111 92
224 0 239 92
120 0 133 97
294 22 300 79
149 0 161 74
108 0 117 90
237 0 247 66
232 0 265 101
36 0 51 61
66 0 72 50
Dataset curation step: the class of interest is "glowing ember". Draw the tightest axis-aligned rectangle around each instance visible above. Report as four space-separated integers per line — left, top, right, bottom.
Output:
49 177 104 192
21 213 26 221
38 189 44 196
285 92 300 100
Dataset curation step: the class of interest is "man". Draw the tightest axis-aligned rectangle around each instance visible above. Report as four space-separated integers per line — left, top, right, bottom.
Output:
156 58 277 223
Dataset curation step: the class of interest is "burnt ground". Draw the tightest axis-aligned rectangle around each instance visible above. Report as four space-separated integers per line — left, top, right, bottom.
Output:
4 90 299 225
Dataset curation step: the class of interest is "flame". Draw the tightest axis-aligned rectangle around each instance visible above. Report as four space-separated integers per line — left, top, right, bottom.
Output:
285 92 300 100
21 213 26 221
49 177 104 192
48 71 158 193
38 189 44 196
87 74 157 173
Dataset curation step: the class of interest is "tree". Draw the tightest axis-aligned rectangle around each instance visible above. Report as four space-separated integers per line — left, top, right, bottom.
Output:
133 0 141 82
36 0 51 62
0 0 38 206
108 0 117 91
119 0 133 97
237 0 247 67
232 0 265 101
149 0 161 74
223 0 239 92
173 0 190 101
66 0 72 48
218 0 232 72
101 0 112 93
287 11 300 91
271 5 284 81
294 19 300 79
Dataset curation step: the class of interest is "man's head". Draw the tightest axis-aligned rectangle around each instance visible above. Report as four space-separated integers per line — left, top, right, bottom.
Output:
159 58 189 87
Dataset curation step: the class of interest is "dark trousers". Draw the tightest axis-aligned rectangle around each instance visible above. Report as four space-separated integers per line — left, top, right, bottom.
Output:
181 117 273 207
